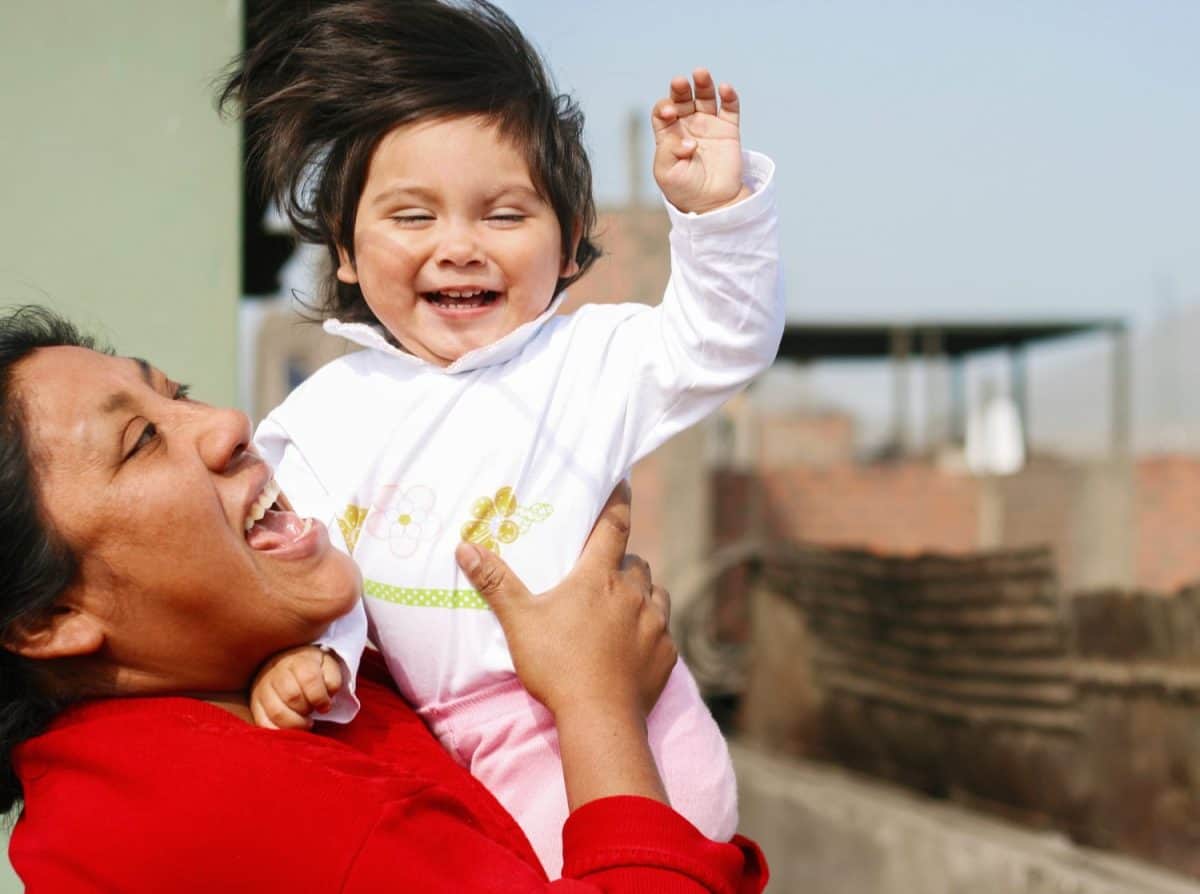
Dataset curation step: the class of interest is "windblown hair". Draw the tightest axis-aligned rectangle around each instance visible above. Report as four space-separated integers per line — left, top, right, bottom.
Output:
219 0 600 325
0 306 100 815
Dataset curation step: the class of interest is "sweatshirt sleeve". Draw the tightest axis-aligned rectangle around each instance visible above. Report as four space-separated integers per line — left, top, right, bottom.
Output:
602 151 785 473
253 413 367 723
342 794 767 893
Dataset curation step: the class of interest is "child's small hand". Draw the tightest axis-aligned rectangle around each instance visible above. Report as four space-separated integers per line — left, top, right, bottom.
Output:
651 68 751 215
249 645 343 730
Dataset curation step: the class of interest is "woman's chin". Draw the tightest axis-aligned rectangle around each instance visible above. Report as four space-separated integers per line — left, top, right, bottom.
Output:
263 529 362 629
311 550 363 619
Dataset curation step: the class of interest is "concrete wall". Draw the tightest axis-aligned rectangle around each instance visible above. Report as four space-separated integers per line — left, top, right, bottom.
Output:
0 3 242 889
733 743 1200 894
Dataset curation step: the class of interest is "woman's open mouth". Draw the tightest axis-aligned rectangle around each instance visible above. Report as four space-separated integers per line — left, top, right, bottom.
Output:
421 288 500 312
244 478 316 552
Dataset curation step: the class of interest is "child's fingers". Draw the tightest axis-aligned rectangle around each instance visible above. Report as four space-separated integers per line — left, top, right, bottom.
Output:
294 662 334 714
650 97 679 134
717 82 740 124
269 667 311 715
321 651 344 697
651 100 697 160
250 696 280 731
669 75 695 118
691 68 718 114
261 686 313 731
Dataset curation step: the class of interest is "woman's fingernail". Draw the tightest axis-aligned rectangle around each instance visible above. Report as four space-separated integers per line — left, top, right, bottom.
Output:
456 542 481 573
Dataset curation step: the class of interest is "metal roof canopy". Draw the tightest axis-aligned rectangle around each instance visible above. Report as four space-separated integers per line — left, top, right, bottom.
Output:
770 316 1132 460
777 318 1125 362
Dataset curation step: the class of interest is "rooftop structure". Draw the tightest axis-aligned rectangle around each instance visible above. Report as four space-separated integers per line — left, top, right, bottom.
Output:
777 317 1131 458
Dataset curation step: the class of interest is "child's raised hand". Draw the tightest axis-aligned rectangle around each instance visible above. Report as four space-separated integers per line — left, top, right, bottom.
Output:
651 68 751 215
249 645 343 730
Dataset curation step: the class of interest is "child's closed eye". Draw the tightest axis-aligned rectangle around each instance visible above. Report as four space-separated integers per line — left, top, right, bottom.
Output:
487 213 526 225
392 213 436 226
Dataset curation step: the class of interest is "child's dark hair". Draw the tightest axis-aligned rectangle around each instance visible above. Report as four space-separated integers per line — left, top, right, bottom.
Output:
220 0 600 325
0 307 100 814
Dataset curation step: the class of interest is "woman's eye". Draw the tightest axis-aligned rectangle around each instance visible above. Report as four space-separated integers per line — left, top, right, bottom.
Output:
125 422 158 459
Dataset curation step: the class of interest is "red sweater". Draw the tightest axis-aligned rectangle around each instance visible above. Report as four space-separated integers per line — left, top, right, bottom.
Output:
11 658 767 892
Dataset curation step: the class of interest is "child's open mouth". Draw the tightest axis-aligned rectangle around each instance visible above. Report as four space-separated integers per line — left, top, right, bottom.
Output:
422 289 500 310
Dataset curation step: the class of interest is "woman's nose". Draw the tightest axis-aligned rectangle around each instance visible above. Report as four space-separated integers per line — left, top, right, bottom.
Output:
195 404 253 472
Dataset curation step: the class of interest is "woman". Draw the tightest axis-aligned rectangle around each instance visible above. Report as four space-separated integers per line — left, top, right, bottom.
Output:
0 307 767 891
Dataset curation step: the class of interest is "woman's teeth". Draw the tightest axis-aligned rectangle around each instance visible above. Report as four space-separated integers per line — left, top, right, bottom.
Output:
245 478 281 531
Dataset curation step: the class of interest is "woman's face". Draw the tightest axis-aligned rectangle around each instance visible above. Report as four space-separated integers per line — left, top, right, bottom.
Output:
15 346 360 696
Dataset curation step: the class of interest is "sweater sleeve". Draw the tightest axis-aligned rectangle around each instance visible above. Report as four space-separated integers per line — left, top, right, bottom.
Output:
342 794 767 893
602 151 784 474
253 413 367 723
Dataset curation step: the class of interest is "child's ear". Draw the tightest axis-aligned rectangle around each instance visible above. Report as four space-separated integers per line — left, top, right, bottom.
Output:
560 220 583 278
335 244 359 285
2 604 104 661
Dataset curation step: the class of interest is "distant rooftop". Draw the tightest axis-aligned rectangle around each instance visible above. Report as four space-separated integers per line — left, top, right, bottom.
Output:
777 318 1126 362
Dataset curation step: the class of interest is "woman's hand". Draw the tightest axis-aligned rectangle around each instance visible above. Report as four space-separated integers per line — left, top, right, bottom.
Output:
455 483 676 809
455 482 675 719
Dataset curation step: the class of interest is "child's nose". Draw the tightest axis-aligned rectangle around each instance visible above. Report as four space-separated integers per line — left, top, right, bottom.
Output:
435 223 484 268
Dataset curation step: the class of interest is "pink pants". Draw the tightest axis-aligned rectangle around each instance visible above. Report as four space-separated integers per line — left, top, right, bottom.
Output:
420 659 739 879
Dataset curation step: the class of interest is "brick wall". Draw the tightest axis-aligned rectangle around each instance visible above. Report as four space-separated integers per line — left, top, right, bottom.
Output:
1136 455 1200 592
756 412 857 469
730 462 982 556
557 205 670 313
711 450 1200 594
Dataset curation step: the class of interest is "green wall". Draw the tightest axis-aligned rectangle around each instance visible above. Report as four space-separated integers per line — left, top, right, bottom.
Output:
0 1 241 404
0 3 242 889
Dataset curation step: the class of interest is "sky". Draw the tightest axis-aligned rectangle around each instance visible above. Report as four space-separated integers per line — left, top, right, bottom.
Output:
497 0 1200 324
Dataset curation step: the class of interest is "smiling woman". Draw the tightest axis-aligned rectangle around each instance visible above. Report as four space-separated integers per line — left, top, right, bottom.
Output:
10 336 359 702
0 307 766 890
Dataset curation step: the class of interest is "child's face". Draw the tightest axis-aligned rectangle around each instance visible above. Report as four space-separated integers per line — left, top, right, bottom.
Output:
338 116 578 366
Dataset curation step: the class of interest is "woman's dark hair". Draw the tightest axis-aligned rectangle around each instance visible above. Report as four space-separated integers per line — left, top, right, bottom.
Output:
219 0 600 325
0 306 100 815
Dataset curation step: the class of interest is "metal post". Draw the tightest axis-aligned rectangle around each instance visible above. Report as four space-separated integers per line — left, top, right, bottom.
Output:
627 110 643 206
921 328 945 451
1011 345 1030 452
891 327 912 454
950 356 966 444
1111 325 1132 459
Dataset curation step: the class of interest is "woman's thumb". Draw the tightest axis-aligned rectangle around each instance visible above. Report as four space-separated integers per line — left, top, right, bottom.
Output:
455 542 527 617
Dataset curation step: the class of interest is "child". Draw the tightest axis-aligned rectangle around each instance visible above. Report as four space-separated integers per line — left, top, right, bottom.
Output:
227 0 782 876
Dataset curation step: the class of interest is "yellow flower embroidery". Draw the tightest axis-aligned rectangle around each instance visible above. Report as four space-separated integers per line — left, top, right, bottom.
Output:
337 504 369 553
460 486 552 555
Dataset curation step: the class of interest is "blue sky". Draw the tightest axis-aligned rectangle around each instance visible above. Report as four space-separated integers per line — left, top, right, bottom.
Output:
498 0 1199 323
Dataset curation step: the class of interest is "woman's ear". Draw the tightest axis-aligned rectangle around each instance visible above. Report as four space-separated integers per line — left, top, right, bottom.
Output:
2 605 104 661
335 244 359 285
560 220 583 279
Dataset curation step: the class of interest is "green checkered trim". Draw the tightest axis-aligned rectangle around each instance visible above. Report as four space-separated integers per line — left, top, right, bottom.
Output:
364 578 490 611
